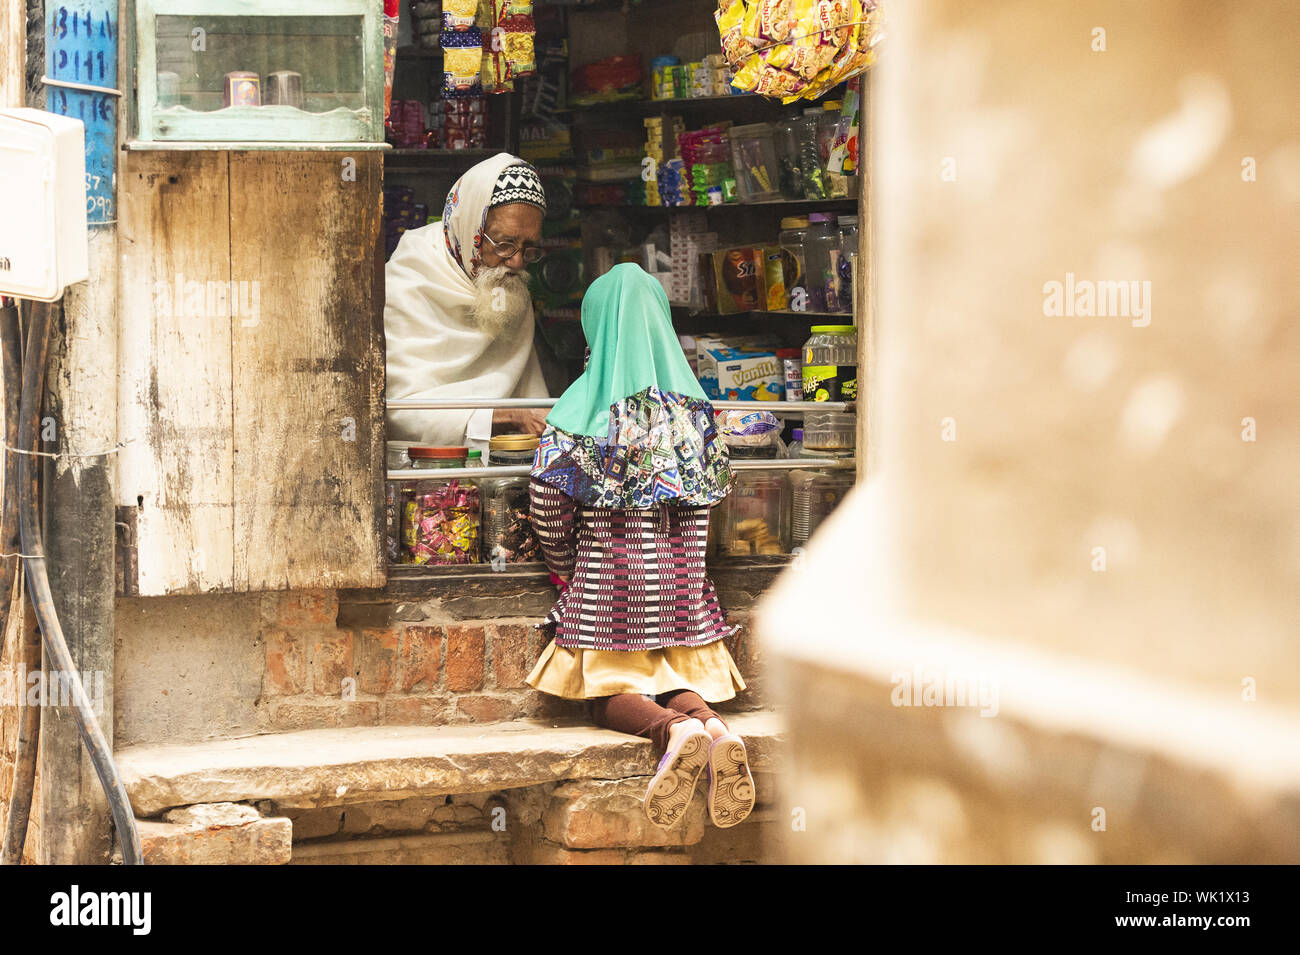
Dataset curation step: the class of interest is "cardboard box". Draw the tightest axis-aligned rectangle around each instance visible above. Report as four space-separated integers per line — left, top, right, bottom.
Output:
698 342 782 401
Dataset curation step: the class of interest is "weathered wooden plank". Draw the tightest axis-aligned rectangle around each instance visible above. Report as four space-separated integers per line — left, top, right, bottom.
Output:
117 151 236 594
0 0 23 108
227 151 384 590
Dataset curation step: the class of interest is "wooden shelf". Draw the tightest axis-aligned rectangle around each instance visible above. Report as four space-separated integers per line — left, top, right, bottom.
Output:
575 196 857 211
385 147 504 161
679 309 854 321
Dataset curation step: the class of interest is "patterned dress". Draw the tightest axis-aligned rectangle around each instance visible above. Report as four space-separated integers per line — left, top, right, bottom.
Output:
529 481 737 651
525 387 746 700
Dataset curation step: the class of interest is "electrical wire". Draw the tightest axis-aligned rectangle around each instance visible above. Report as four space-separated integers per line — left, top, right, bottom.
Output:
15 299 142 865
0 301 38 865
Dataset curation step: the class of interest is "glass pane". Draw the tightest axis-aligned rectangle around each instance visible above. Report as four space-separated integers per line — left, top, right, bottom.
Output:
154 15 364 114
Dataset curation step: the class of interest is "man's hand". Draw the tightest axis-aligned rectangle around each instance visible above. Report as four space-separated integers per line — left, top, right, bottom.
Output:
491 408 549 436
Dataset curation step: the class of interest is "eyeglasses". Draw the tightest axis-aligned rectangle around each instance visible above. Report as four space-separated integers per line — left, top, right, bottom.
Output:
481 230 544 264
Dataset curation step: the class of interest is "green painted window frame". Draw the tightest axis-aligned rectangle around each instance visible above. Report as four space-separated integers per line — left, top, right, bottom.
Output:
135 0 385 143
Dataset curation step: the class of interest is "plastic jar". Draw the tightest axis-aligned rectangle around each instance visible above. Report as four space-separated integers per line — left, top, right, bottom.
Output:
718 471 788 556
835 214 858 314
789 463 855 547
803 410 856 450
409 446 469 469
778 216 809 310
802 325 858 402
386 441 414 470
802 214 840 313
772 117 804 199
729 122 781 202
479 475 541 564
402 479 480 565
488 434 540 467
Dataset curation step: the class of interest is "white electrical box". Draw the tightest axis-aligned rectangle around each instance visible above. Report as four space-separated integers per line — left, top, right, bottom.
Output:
0 108 90 302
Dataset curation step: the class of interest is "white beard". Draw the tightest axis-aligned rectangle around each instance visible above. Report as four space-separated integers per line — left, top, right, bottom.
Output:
469 265 532 337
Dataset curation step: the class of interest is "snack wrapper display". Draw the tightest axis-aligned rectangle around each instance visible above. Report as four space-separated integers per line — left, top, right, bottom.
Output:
716 0 885 104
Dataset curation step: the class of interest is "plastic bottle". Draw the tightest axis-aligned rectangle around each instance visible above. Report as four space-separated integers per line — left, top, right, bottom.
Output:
798 109 829 199
835 214 858 314
778 215 810 310
772 117 804 199
802 213 840 313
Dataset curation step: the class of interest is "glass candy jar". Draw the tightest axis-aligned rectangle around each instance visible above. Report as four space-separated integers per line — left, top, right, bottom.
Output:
403 479 480 565
717 471 788 556
479 475 541 564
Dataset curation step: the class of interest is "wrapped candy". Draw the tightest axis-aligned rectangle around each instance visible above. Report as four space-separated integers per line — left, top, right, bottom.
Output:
716 0 885 104
403 480 481 565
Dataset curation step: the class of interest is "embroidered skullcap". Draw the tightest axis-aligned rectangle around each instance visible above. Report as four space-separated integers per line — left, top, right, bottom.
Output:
488 161 547 212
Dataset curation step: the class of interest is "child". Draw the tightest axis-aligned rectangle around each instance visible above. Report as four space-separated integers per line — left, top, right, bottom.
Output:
526 263 756 831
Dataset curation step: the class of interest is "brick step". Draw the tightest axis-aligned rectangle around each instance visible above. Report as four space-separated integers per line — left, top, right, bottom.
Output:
117 711 785 818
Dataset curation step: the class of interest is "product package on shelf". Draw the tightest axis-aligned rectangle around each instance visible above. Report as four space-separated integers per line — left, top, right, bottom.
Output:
443 0 477 31
383 0 400 124
570 54 643 105
680 126 737 205
442 96 488 148
383 185 431 260
387 99 428 147
668 210 710 306
701 246 773 314
699 344 783 401
442 25 484 97
826 75 861 175
715 0 885 104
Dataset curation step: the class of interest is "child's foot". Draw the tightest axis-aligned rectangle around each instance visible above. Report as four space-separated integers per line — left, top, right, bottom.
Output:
704 717 729 740
666 717 708 750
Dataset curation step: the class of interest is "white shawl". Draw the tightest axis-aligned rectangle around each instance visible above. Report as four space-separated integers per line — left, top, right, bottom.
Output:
384 151 549 449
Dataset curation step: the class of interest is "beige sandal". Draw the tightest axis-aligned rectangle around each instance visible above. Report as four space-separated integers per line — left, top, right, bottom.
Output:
643 729 712 830
706 735 756 828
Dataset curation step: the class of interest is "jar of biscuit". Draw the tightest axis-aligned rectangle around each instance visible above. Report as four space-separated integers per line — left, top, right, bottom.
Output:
716 470 788 556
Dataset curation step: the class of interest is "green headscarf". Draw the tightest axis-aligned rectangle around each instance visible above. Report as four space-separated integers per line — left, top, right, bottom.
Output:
545 263 706 437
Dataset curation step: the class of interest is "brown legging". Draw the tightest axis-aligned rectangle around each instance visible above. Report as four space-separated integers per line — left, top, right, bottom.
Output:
591 690 726 755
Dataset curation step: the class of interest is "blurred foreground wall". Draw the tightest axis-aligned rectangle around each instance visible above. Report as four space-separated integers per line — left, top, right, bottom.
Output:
757 0 1300 863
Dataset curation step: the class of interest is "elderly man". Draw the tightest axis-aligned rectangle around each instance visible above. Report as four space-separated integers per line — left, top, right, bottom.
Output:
385 153 551 454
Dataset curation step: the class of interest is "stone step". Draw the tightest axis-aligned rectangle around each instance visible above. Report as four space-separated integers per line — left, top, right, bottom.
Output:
117 711 785 817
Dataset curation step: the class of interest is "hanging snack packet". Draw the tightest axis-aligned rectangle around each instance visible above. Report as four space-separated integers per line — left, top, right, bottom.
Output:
503 14 536 77
443 0 478 31
442 27 484 96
